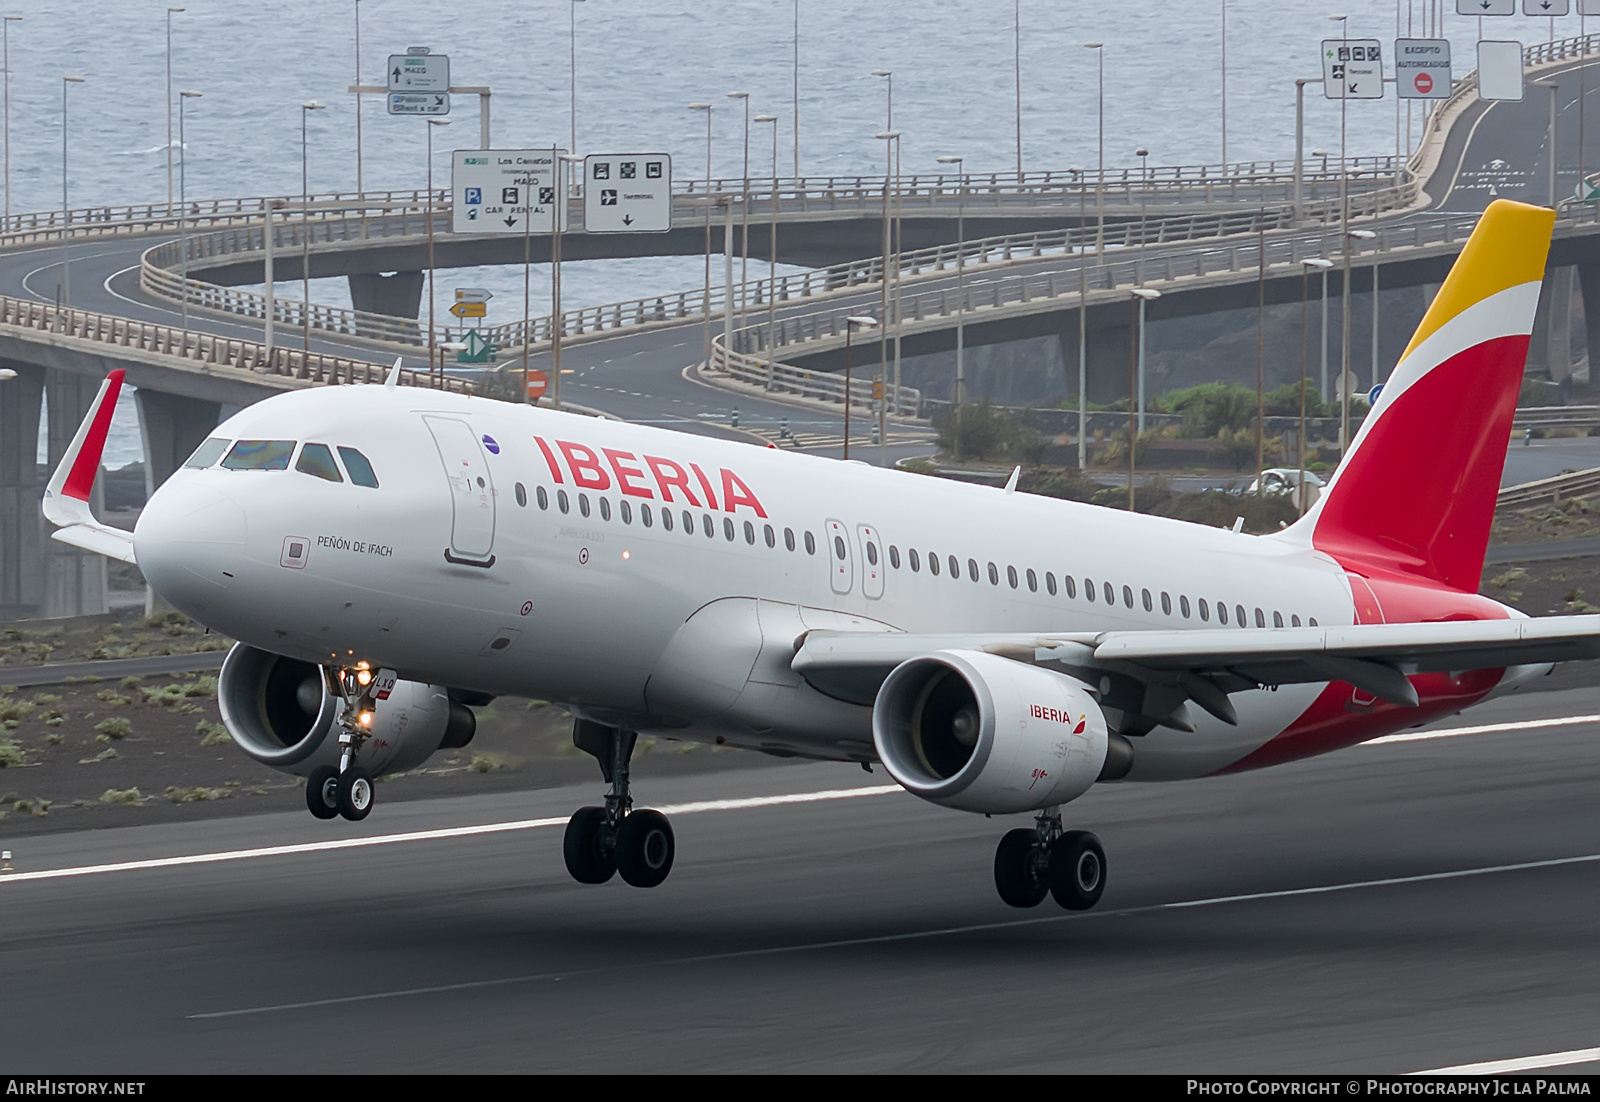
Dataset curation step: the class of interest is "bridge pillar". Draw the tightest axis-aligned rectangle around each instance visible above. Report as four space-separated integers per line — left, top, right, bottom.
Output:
136 389 220 497
348 271 424 337
41 371 107 619
1528 266 1574 386
1575 263 1600 384
0 364 44 619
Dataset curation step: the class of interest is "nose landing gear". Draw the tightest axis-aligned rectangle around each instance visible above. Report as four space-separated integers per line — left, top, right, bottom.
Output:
563 720 676 888
305 663 391 822
992 807 1106 911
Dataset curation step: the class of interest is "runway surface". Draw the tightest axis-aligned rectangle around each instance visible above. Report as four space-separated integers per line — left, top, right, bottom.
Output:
0 684 1595 1073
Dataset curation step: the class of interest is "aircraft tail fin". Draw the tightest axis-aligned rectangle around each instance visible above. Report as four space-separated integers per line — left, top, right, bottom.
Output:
41 369 137 564
1277 199 1554 593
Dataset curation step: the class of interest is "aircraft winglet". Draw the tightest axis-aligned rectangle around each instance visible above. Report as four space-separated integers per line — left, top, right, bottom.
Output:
41 370 137 564
385 357 403 390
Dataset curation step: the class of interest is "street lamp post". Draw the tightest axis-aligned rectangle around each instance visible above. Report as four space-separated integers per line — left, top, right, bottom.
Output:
937 155 966 451
553 152 583 411
165 6 184 211
1342 227 1375 453
178 89 201 332
756 113 779 390
876 129 900 447
352 0 363 197
1539 81 1559 208
1220 0 1228 166
727 90 750 338
1302 256 1333 493
688 102 712 368
300 100 326 353
1330 14 1352 458
1072 164 1088 469
1014 0 1023 177
424 116 449 383
59 75 84 311
1126 288 1161 513
1132 287 1160 436
842 314 878 462
570 0 586 158
1136 145 1149 281
3 15 20 223
1085 43 1105 256
792 0 800 178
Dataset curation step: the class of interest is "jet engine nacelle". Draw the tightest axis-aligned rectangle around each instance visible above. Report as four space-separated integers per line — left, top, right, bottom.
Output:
871 649 1109 814
217 643 475 778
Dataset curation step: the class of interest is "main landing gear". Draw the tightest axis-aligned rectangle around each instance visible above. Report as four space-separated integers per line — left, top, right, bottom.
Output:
992 807 1106 911
563 720 676 888
305 664 382 823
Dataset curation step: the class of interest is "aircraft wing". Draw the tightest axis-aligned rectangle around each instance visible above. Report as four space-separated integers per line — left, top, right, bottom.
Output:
791 615 1600 725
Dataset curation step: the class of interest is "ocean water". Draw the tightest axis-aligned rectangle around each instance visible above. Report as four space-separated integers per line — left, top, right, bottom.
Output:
13 0 1578 464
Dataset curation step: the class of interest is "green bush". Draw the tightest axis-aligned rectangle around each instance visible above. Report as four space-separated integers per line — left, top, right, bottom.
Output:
932 399 1043 463
100 787 142 806
94 716 133 740
196 719 231 747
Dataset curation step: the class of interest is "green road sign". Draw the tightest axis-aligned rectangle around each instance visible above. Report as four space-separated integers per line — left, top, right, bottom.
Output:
456 329 495 363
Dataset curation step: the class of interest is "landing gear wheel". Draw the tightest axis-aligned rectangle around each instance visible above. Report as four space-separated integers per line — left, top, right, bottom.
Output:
563 806 617 884
993 828 1049 908
305 766 340 820
335 766 375 822
615 809 675 888
1048 830 1106 911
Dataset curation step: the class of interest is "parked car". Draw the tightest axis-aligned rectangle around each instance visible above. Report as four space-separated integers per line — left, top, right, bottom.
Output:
1247 468 1325 502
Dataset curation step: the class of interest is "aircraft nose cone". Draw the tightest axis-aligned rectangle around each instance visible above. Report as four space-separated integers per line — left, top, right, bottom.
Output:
134 481 247 615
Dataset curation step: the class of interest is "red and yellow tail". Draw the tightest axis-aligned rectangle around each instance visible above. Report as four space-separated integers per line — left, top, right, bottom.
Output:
1282 199 1555 593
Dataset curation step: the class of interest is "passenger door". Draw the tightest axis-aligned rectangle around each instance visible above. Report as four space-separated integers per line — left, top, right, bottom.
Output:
424 415 496 567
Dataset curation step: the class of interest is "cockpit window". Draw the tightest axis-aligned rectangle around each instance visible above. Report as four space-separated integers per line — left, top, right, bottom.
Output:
295 443 343 483
221 440 295 470
337 447 379 488
183 437 230 469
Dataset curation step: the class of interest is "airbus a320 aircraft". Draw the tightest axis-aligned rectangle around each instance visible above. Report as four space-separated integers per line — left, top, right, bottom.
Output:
42 198 1600 909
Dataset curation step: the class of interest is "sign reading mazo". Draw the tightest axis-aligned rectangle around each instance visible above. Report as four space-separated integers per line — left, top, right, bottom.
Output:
451 150 568 234
388 53 450 92
583 154 672 233
1322 39 1385 99
1396 38 1451 100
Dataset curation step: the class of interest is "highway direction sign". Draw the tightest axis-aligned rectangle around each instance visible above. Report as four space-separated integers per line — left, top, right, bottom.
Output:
1321 39 1385 99
455 288 492 303
388 92 449 116
450 301 486 318
1581 0 1600 14
1523 0 1569 12
1396 39 1451 99
1457 0 1514 13
457 330 494 363
451 150 568 234
583 154 672 233
388 53 449 92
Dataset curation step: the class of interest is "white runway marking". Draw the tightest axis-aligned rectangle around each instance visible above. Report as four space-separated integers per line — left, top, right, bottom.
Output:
0 785 902 885
1412 1046 1600 1075
185 851 1600 1020
1366 713 1600 745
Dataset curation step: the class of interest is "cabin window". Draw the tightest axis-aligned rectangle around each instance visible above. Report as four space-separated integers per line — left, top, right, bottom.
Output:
834 535 847 560
1253 607 1264 628
1064 575 1076 599
1179 595 1191 618
337 447 380 488
1123 585 1135 609
1309 617 1318 627
661 507 674 531
1008 565 1019 589
600 497 612 522
889 545 901 569
968 558 980 583
557 490 570 514
1217 602 1228 625
1236 604 1248 628
513 482 527 507
1025 568 1036 593
1104 582 1115 605
1291 614 1301 627
700 513 713 537
1142 588 1153 612
578 494 591 518
1197 598 1208 621
929 553 940 576
744 520 756 545
949 555 960 579
1160 592 1171 615
184 437 230 469
621 500 632 524
987 562 999 586
295 443 343 483
641 503 653 527
764 524 775 548
723 517 735 542
1045 572 1057 596
222 440 295 471
804 531 816 555
1273 611 1284 628
866 542 879 566
909 548 920 572
1085 578 1096 602
537 486 549 510
784 527 796 551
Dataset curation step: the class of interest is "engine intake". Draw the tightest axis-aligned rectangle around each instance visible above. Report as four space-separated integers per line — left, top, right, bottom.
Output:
872 650 1109 814
218 643 473 777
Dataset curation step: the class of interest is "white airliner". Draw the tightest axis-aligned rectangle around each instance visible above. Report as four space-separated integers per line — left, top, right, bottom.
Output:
42 198 1600 908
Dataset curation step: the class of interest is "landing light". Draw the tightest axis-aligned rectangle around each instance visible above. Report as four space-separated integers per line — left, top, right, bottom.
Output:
622 550 631 560
359 712 373 727
356 670 372 686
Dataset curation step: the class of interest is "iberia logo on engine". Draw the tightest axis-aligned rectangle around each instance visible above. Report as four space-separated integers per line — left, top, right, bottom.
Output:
1030 705 1088 734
